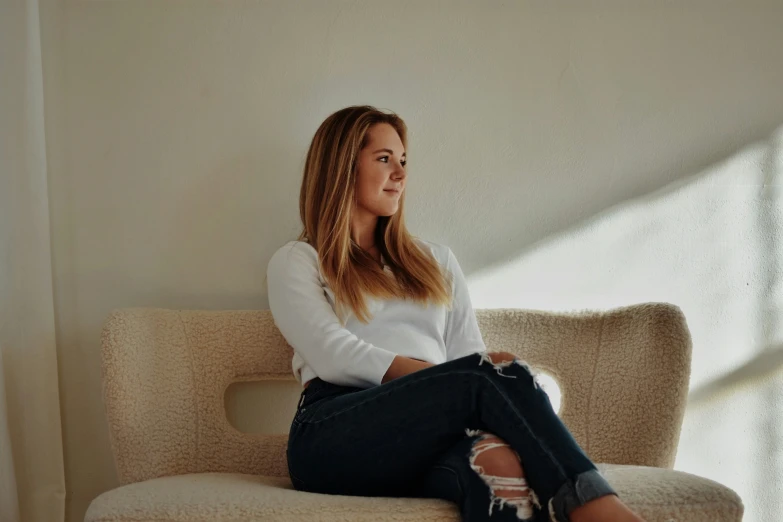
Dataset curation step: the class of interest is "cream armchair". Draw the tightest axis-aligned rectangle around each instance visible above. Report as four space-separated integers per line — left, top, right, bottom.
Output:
85 303 742 522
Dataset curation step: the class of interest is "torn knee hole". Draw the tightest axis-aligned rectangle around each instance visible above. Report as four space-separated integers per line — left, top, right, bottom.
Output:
471 436 524 482
467 434 540 519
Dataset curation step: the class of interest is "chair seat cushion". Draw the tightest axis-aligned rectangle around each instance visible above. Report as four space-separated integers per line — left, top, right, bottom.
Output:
85 464 743 522
596 464 743 521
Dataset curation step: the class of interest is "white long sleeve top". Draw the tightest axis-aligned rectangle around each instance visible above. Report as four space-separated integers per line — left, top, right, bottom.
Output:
266 239 487 388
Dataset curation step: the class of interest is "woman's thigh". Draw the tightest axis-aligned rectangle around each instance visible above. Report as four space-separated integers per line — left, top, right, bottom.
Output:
287 354 491 496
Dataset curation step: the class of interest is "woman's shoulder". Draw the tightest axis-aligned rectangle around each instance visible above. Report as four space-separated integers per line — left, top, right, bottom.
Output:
271 240 317 258
267 240 319 275
413 238 454 267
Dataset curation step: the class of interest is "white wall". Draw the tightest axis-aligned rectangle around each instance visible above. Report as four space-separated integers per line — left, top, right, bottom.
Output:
38 1 783 520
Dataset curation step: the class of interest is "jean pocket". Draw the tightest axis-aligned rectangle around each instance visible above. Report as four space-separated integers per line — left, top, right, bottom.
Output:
292 391 306 421
294 386 331 423
293 401 322 424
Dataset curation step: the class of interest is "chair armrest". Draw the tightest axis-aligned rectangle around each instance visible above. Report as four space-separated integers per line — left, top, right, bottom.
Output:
477 303 692 468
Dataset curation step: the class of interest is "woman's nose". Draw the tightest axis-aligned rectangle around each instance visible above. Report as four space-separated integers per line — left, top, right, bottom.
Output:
392 162 406 180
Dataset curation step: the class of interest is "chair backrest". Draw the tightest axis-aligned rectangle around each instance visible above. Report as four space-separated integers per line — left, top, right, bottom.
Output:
101 303 691 485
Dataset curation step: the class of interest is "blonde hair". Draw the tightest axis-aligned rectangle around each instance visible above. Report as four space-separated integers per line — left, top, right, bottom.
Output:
298 105 451 323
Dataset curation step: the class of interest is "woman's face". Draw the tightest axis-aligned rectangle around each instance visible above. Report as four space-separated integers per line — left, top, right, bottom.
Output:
354 123 407 218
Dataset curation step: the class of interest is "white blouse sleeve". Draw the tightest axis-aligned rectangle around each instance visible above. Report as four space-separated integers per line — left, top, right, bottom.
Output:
266 242 397 388
444 248 487 360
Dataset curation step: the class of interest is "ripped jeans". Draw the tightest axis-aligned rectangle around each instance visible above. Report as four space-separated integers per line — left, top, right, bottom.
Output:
286 353 616 521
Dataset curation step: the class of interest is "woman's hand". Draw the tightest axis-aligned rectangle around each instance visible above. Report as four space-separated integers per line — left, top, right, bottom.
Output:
485 351 517 364
382 352 518 384
382 356 435 383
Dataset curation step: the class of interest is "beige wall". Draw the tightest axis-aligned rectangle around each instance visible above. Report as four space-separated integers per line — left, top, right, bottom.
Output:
38 1 783 521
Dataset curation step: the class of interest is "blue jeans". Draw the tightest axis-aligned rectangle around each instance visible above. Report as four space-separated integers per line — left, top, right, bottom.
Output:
287 353 616 521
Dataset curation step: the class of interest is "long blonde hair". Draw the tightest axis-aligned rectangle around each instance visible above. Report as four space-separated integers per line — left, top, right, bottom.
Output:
298 105 451 323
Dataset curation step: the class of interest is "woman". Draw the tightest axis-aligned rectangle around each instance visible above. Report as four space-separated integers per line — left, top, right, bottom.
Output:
267 106 644 522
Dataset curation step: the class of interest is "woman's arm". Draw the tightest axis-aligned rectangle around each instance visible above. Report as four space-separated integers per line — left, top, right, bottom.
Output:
267 242 397 388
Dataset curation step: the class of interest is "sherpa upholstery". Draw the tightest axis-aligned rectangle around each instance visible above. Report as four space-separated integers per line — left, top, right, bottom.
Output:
86 303 743 522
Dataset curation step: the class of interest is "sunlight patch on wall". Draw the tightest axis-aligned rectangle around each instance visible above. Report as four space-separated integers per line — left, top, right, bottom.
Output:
465 127 783 522
468 129 783 390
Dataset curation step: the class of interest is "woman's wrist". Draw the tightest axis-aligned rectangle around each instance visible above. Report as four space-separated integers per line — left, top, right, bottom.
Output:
382 356 434 383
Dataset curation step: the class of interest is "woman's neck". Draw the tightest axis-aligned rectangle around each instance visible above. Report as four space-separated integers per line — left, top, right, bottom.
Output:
351 210 378 251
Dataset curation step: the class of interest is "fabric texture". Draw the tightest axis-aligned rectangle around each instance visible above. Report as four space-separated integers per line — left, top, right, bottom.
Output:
84 466 743 522
266 240 486 387
90 303 744 521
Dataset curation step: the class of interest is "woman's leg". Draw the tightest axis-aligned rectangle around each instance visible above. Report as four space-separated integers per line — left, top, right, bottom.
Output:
287 352 615 521
417 432 538 521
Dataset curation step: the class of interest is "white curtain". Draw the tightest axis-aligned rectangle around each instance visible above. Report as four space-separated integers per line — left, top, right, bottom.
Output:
0 0 67 520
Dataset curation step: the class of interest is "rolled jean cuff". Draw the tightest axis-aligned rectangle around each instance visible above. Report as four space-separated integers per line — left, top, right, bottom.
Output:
550 469 617 522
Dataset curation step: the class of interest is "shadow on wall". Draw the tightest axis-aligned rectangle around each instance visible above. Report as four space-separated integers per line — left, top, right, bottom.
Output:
467 124 783 385
465 125 783 522
688 344 783 405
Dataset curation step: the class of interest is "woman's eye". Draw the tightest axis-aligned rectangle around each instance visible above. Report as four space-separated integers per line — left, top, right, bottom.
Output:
378 156 406 166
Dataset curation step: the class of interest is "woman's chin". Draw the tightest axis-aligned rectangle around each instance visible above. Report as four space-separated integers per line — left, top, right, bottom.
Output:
373 205 399 217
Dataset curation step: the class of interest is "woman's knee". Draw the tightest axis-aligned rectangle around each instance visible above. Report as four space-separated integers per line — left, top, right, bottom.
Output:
467 433 538 518
476 351 537 382
469 433 524 479
485 351 517 364
450 353 538 392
